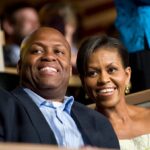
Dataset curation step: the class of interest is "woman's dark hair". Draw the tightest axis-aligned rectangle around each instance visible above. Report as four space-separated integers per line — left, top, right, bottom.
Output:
76 35 129 77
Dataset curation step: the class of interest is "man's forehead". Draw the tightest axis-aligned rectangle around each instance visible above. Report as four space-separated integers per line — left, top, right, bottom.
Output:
32 27 63 37
28 28 68 44
29 41 69 49
21 27 71 54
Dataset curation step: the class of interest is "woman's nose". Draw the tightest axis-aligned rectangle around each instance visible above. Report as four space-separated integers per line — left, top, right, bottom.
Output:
97 71 110 84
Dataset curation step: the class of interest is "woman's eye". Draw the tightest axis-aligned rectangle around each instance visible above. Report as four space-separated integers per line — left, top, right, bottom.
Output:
108 67 117 74
31 49 43 54
87 70 98 77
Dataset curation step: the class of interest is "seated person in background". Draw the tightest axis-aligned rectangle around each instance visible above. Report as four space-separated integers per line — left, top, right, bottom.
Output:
76 35 150 149
114 0 150 52
114 0 150 92
0 27 120 149
1 1 40 67
39 2 78 74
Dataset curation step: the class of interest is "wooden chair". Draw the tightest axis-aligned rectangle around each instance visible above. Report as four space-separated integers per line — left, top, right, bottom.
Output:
88 89 150 109
0 142 115 150
126 89 150 107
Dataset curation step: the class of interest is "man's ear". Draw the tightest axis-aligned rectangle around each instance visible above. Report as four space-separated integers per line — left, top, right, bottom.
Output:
70 64 72 77
17 60 21 75
2 19 14 35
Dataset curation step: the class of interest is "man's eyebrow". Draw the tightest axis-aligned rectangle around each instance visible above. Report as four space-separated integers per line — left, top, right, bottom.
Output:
31 41 66 46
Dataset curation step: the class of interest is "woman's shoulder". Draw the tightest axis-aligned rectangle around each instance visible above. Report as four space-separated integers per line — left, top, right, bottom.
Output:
129 105 150 132
129 105 150 119
140 107 150 125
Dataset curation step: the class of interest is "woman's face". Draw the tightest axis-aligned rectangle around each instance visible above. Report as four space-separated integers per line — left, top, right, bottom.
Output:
83 47 131 108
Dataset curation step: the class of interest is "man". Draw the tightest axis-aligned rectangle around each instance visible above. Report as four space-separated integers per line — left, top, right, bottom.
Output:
1 2 39 67
0 27 119 149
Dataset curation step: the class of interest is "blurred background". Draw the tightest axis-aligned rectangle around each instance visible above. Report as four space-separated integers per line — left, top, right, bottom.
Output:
0 0 117 42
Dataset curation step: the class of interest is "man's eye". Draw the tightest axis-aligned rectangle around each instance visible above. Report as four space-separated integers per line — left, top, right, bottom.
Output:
31 49 43 54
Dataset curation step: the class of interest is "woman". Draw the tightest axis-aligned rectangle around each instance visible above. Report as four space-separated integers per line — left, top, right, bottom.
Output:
76 35 150 149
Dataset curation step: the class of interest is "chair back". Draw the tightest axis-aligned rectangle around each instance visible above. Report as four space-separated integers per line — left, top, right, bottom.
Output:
88 89 150 109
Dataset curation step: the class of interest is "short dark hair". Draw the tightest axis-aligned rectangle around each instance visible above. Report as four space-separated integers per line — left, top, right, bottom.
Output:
39 2 77 35
76 35 129 77
1 2 36 24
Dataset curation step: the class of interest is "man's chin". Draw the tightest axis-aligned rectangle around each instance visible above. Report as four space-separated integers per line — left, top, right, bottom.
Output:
37 84 58 89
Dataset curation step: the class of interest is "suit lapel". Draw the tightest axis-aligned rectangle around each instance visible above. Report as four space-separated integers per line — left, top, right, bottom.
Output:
11 87 57 144
71 102 95 146
71 102 120 148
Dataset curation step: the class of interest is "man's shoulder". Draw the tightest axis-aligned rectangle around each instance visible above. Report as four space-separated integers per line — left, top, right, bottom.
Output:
0 88 17 113
72 101 120 149
0 88 17 103
0 88 13 102
11 87 27 96
11 87 33 106
72 101 116 134
72 101 108 121
0 87 10 95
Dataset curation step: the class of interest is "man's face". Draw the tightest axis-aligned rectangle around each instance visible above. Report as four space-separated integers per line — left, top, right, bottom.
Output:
13 8 39 41
19 27 72 99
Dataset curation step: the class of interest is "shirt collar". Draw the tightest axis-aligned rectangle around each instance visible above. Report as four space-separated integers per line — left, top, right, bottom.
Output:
23 88 74 114
62 96 74 114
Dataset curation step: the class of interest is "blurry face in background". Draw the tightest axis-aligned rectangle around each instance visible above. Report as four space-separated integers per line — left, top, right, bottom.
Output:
13 7 40 43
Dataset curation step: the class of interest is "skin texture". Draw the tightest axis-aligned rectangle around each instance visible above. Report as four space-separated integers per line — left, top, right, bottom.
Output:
18 27 72 101
82 47 150 139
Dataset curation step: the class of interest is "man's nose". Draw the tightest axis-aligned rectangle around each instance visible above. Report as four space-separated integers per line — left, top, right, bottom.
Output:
41 50 56 62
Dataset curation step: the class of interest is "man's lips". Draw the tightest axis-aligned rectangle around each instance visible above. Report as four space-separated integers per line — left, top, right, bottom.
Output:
39 66 58 74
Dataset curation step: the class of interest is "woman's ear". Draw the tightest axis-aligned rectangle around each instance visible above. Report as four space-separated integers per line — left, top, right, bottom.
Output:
125 66 131 85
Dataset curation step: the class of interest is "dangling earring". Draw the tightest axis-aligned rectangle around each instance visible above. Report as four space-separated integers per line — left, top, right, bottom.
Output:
125 82 131 94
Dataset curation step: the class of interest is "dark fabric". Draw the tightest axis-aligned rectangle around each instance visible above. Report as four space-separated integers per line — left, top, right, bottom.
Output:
129 50 150 93
0 87 120 149
3 45 20 67
0 73 19 91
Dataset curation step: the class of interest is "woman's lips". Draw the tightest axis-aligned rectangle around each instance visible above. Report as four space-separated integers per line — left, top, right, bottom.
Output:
96 87 116 96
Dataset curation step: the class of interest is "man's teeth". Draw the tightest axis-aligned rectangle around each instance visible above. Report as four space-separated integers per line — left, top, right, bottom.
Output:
40 67 57 72
99 88 114 93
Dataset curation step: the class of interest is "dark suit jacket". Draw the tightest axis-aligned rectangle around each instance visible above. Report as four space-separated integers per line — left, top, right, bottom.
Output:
0 87 120 149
